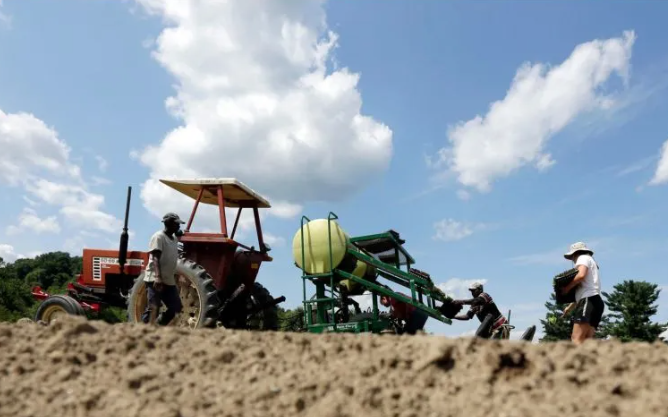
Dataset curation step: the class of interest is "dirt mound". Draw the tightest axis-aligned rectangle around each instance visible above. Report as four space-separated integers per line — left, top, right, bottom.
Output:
1 317 667 417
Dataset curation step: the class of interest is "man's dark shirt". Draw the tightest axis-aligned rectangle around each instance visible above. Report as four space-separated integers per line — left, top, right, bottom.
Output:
465 292 502 322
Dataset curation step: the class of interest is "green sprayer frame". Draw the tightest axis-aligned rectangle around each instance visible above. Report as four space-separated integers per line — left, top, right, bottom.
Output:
298 213 456 334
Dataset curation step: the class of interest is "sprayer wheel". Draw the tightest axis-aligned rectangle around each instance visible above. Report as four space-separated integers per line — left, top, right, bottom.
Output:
126 258 220 328
34 295 85 324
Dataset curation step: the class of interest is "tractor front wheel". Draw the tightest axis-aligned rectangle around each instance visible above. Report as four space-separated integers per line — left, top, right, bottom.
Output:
126 258 220 329
34 295 86 324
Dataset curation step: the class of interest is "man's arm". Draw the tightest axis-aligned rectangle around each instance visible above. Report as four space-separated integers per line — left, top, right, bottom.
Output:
452 305 477 321
562 265 588 294
150 250 162 284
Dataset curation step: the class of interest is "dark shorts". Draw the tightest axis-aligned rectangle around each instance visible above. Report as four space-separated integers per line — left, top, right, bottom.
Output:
572 294 605 328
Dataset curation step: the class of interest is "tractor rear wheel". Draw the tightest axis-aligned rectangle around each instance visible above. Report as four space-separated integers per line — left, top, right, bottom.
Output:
34 295 86 324
126 258 220 328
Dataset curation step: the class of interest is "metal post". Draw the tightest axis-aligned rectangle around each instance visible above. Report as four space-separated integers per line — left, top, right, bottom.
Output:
253 207 265 249
216 185 228 237
186 188 204 232
231 207 242 239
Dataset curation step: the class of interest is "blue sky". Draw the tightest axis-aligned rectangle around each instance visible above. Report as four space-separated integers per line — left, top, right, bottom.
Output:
1 0 667 339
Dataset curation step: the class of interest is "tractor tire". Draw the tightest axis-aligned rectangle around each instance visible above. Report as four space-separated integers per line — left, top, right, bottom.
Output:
126 258 220 329
34 295 86 324
243 282 279 331
474 313 495 338
520 325 536 342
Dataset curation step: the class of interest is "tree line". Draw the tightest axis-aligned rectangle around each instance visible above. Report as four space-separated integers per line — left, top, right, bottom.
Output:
1 252 665 342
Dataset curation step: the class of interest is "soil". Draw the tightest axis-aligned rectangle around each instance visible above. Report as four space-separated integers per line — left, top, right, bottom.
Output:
1 316 668 417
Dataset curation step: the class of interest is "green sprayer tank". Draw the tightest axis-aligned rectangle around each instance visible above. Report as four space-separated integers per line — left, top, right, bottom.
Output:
292 218 376 294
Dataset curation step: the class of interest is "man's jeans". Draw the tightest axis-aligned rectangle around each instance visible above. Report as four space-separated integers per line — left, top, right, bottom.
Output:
404 308 429 334
141 282 183 326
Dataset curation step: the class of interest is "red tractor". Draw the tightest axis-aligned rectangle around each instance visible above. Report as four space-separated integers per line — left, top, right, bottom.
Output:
31 178 285 330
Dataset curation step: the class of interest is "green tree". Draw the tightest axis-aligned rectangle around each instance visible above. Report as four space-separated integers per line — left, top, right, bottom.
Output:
539 293 611 342
539 293 572 342
0 252 83 322
278 306 306 332
601 280 665 342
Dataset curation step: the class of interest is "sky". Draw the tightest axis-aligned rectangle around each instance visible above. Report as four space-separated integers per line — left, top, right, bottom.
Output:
1 0 667 340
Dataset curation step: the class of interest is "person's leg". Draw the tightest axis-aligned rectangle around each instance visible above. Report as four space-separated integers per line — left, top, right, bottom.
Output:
571 322 592 344
156 284 183 326
404 310 428 335
586 294 605 340
571 296 599 344
142 282 161 324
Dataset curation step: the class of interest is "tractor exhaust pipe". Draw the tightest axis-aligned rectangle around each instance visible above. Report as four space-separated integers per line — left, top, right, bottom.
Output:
118 186 132 277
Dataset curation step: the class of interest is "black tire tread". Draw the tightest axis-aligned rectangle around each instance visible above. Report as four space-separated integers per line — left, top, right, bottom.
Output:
34 295 84 322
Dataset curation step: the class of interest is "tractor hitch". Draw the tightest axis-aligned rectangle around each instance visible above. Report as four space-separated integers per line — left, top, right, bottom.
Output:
247 295 286 316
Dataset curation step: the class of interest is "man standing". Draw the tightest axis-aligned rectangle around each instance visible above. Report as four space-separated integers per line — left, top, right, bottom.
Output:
452 282 508 339
142 212 184 326
560 242 604 345
379 293 429 335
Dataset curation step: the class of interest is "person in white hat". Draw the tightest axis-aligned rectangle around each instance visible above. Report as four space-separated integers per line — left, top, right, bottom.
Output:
560 242 604 344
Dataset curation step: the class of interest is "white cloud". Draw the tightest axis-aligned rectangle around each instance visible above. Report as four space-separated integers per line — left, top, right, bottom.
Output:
0 109 80 186
508 238 606 266
263 233 285 247
617 155 656 178
0 0 10 28
456 190 471 201
95 155 109 172
430 30 636 193
131 0 393 214
433 218 485 242
24 178 122 235
0 243 17 262
0 105 121 243
436 278 488 299
6 208 60 235
649 139 668 186
91 176 112 186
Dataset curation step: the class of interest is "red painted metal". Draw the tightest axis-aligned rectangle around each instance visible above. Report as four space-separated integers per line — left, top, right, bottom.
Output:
186 187 205 232
30 179 278 321
180 232 238 289
79 249 148 288
217 185 228 237
31 286 49 301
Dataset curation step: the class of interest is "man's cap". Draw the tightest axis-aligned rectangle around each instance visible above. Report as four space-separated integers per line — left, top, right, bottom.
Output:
564 241 593 260
162 212 185 224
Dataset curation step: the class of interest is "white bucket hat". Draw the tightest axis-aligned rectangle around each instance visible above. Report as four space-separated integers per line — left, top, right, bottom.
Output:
564 241 593 260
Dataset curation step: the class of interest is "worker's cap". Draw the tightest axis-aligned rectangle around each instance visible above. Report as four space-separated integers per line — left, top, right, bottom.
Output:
162 212 185 224
564 241 593 260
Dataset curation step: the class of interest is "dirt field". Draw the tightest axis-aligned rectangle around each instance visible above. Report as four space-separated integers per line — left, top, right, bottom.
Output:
1 317 667 417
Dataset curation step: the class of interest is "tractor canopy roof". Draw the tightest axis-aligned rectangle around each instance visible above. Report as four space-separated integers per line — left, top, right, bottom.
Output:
160 178 271 208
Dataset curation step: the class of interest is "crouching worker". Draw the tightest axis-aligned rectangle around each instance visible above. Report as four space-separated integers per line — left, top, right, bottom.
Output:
452 282 508 339
379 293 429 335
141 212 184 326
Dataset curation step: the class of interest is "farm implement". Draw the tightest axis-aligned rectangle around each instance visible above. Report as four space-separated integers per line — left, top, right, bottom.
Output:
292 214 537 341
292 214 464 334
31 178 285 330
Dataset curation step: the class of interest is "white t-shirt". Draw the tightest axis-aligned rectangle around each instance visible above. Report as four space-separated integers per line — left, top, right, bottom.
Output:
574 254 600 301
143 230 179 286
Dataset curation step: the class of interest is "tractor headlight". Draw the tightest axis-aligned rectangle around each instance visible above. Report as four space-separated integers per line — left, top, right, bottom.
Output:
263 243 272 252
